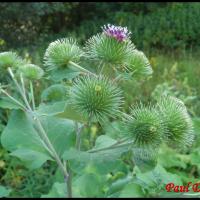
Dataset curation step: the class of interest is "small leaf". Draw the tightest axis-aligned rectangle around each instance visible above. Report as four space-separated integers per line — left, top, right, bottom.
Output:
134 164 183 192
0 186 11 198
158 145 187 169
0 97 22 109
36 101 67 116
49 68 81 82
73 173 103 197
108 176 133 196
11 149 51 170
56 101 88 123
41 182 67 198
93 135 116 149
119 182 144 197
132 148 158 172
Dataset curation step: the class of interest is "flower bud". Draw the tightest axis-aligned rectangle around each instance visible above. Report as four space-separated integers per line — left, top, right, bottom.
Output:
0 51 24 70
126 50 153 78
44 38 83 71
18 64 44 80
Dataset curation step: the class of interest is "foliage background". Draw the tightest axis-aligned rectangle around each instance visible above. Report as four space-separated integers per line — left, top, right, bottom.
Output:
0 2 200 197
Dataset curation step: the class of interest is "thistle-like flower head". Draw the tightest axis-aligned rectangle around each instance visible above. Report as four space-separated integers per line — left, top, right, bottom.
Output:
102 24 131 42
126 50 153 78
84 35 135 67
125 103 165 149
70 75 123 122
0 51 24 70
0 51 25 83
44 38 83 71
157 96 194 150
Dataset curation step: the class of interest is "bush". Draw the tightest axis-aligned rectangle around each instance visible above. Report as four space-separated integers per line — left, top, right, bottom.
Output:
2 3 200 53
0 24 194 197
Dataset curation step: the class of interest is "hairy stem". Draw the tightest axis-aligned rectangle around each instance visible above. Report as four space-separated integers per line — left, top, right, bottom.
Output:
30 81 36 110
8 68 72 198
75 122 84 151
66 161 72 198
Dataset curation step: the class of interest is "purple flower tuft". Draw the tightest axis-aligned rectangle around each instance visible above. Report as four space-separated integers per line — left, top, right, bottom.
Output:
102 24 131 42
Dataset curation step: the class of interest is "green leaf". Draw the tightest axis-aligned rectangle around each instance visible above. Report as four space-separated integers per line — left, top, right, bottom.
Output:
192 117 200 134
102 121 125 139
119 182 145 197
41 84 68 103
190 148 200 170
62 148 90 162
0 97 22 109
84 159 128 175
193 118 200 143
37 101 87 123
41 182 67 198
63 135 130 163
49 68 80 82
73 173 104 197
134 164 182 193
158 145 187 169
39 115 76 157
36 101 67 116
1 110 45 152
108 176 133 196
1 110 76 169
56 101 88 123
93 135 116 149
11 148 51 170
132 148 158 172
0 186 11 198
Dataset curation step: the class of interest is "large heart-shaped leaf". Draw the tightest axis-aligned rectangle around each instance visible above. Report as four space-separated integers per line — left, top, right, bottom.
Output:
1 110 76 169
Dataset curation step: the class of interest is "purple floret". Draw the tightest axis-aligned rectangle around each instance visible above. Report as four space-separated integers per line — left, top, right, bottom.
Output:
102 24 131 42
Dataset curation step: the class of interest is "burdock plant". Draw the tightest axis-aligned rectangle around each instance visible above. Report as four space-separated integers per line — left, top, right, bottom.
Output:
0 24 194 198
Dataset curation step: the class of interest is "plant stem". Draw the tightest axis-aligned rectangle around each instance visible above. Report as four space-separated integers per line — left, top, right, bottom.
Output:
8 68 72 198
75 122 84 151
35 118 69 179
66 161 72 198
30 81 36 110
69 61 97 77
19 74 33 111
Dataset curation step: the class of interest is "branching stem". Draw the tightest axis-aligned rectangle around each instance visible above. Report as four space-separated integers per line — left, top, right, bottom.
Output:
30 81 36 110
8 68 72 198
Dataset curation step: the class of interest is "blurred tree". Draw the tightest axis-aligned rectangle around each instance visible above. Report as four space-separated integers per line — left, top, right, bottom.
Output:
0 2 78 48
